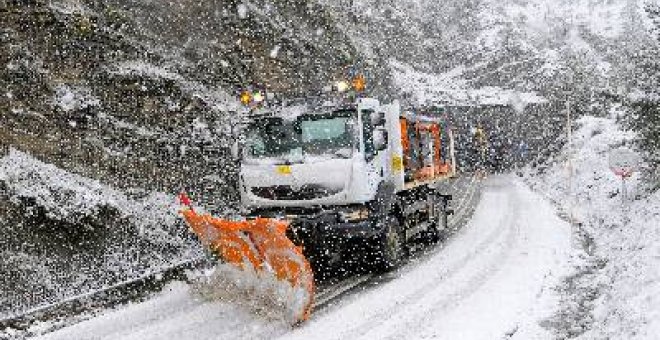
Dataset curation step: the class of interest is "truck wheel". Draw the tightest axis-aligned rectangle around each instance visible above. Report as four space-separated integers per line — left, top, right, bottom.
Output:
425 197 449 244
372 216 404 271
441 203 449 231
441 196 451 231
424 223 441 244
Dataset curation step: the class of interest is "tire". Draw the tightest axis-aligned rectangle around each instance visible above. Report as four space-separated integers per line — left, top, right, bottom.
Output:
440 196 449 229
424 223 442 244
425 196 450 244
372 215 405 272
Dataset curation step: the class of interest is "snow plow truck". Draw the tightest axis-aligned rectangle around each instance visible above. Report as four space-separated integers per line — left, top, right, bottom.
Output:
179 78 456 323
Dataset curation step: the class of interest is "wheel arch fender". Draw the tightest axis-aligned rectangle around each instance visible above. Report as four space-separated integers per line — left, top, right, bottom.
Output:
370 181 400 224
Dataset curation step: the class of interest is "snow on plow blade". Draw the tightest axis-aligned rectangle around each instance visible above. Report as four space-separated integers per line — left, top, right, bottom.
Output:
178 194 314 323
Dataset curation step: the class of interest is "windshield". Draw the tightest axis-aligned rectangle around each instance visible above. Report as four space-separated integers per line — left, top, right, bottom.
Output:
297 110 357 157
242 110 357 162
243 118 301 160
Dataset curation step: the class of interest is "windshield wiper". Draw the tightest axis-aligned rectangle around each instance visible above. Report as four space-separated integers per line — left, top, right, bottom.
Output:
333 149 352 159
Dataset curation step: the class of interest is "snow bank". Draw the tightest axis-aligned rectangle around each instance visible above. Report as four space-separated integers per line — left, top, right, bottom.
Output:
37 279 289 340
526 115 660 339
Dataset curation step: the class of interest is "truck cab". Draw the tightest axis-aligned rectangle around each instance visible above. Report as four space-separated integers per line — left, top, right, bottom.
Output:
239 98 402 211
234 97 454 272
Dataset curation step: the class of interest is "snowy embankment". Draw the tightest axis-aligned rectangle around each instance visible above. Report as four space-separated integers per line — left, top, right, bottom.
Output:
525 116 660 339
38 176 573 340
0 149 202 319
0 149 177 234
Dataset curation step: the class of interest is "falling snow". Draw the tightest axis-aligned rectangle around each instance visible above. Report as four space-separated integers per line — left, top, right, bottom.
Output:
1 0 659 339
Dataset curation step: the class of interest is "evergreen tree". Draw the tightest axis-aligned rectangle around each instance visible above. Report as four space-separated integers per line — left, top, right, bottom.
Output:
622 3 660 190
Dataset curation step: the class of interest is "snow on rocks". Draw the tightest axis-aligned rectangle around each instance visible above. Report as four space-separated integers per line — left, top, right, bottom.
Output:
390 60 547 107
48 0 94 16
0 148 189 246
237 3 249 19
111 61 183 81
269 45 281 59
0 148 206 325
110 60 241 112
526 115 660 339
52 84 100 113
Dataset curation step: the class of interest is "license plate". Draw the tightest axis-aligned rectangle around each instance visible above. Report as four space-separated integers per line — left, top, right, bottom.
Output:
276 165 292 175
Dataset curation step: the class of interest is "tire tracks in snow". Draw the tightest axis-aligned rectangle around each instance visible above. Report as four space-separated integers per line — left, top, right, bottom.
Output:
448 175 479 230
380 182 521 340
313 175 479 314
332 181 517 340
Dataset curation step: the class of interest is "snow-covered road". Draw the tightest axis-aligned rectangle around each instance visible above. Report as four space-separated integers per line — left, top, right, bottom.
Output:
38 175 571 340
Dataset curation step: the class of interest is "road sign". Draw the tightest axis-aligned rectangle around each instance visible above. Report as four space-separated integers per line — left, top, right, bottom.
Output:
608 147 640 226
608 147 640 178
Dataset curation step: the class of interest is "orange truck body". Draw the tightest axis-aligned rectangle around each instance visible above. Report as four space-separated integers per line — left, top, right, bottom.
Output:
399 117 452 183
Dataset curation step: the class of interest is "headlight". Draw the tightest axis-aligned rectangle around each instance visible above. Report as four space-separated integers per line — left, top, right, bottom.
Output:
338 207 370 222
335 80 350 93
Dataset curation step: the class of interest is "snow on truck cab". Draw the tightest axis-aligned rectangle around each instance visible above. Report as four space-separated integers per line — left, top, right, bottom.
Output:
234 95 457 272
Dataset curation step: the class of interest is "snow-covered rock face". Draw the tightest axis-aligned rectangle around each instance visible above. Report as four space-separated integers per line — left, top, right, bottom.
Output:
0 148 173 229
0 149 203 318
1 0 367 205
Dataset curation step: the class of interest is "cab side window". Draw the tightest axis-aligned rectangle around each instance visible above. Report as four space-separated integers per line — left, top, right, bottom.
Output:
361 109 375 161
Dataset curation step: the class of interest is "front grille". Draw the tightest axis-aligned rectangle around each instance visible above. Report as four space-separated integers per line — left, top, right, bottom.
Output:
251 185 341 200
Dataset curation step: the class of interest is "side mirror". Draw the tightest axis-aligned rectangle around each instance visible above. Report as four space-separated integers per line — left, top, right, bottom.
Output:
374 129 388 151
230 123 243 160
371 111 386 126
230 141 240 160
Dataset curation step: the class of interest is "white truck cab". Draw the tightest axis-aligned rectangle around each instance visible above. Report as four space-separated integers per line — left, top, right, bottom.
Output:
239 98 403 210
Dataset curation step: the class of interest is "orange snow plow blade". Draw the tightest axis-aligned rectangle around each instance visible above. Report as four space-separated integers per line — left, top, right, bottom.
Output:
178 194 314 323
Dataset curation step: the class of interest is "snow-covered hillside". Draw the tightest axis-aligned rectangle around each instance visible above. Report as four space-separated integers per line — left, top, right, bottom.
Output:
526 115 660 339
418 0 650 96
0 0 369 319
320 0 655 112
